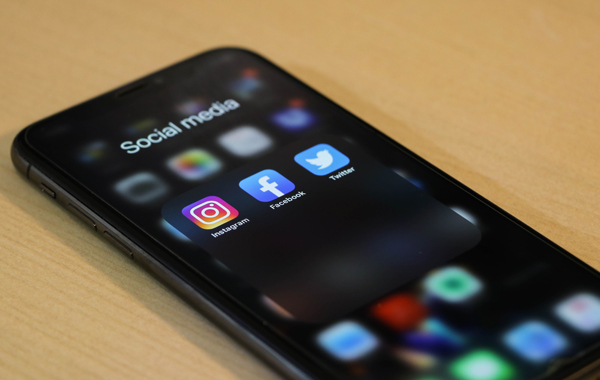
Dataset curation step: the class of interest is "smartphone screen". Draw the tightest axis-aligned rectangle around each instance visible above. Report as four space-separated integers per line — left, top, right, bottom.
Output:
24 49 600 379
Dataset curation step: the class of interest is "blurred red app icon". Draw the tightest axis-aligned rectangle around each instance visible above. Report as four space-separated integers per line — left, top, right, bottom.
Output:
371 294 427 331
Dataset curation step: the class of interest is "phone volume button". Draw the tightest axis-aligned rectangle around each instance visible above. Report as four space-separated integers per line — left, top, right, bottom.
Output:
103 231 133 259
40 183 56 198
67 203 97 231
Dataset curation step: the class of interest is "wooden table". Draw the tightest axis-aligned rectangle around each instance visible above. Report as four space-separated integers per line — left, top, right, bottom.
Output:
1 1 599 378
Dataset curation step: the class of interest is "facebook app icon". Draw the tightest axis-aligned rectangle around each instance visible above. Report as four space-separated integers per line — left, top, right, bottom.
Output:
239 169 295 202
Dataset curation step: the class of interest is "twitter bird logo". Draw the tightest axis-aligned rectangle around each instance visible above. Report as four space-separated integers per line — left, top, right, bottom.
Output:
295 144 350 176
306 149 334 170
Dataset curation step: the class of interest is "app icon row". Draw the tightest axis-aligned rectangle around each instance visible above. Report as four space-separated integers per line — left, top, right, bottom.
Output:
314 266 600 378
113 132 348 206
182 144 351 230
111 126 273 203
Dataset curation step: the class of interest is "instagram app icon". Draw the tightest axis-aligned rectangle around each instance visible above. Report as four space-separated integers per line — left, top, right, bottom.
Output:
182 196 239 230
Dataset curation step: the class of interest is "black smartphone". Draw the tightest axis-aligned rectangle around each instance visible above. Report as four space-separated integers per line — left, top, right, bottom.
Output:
11 48 600 380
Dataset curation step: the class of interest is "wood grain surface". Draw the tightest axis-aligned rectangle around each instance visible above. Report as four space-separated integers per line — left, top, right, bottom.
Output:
1 1 599 379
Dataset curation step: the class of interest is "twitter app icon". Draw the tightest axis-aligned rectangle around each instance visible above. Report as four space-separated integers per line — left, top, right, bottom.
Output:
294 144 350 176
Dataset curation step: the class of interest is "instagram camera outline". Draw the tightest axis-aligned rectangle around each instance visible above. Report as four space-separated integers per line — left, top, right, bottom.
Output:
182 196 239 230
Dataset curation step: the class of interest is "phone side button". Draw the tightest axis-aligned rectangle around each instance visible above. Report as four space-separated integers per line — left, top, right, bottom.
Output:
103 231 133 259
40 183 56 198
67 204 97 231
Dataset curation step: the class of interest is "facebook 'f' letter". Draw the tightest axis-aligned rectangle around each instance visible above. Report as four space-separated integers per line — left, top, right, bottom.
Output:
239 169 295 202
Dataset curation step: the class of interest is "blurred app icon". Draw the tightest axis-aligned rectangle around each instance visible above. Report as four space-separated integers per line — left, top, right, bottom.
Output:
503 321 567 362
176 98 207 116
272 108 316 130
394 348 437 370
114 172 168 204
402 318 464 355
79 141 107 163
295 143 350 176
451 350 514 380
239 169 295 202
371 294 427 331
160 219 191 242
424 267 482 303
230 68 262 99
217 126 273 157
317 321 379 361
555 293 600 333
182 196 238 230
420 318 464 345
167 149 222 180
271 99 316 130
125 118 158 136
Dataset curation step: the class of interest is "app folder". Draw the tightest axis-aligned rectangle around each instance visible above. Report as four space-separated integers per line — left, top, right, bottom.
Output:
162 137 481 322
